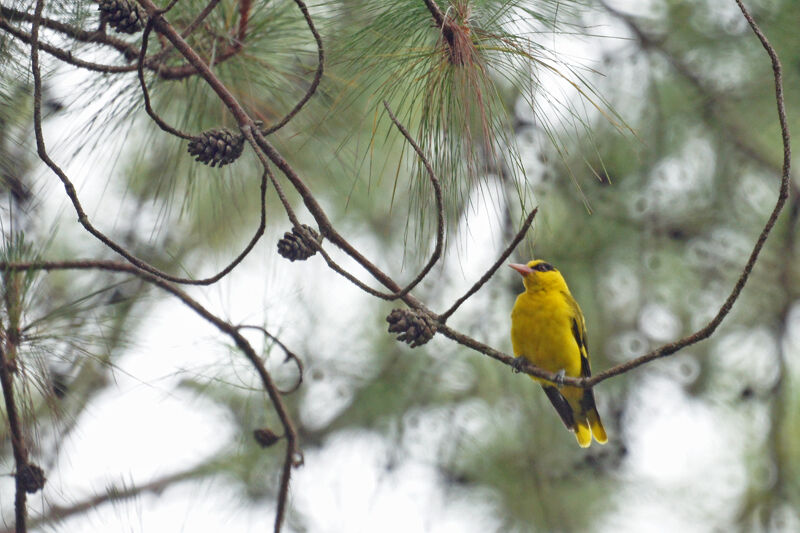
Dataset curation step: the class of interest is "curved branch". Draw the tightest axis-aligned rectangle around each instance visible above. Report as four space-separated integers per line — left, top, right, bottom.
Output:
1 5 139 60
134 0 433 314
3 468 201 533
439 206 537 322
138 21 194 140
237 325 304 395
0 19 136 74
261 0 324 136
445 0 791 389
32 31 269 286
382 101 444 300
0 259 301 533
577 0 791 387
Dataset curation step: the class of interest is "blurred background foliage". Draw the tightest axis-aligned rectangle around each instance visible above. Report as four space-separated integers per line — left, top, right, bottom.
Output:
1 0 799 531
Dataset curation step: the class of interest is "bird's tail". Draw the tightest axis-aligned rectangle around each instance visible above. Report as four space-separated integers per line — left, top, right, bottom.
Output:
580 387 608 445
564 386 608 447
544 385 606 447
587 407 608 444
574 420 592 448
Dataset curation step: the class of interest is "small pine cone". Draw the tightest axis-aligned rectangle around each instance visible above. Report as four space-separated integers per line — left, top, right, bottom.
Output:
17 463 46 494
187 128 244 167
253 428 282 448
386 309 437 347
98 0 146 34
277 224 321 261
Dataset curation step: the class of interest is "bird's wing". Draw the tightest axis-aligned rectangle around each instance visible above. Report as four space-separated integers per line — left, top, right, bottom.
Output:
562 291 591 378
541 385 576 430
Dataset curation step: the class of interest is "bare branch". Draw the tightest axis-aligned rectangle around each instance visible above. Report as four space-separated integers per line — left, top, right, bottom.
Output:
0 340 31 533
382 101 445 300
138 21 194 140
0 259 301 533
237 325 305 395
0 468 201 533
0 18 136 74
261 0 324 135
438 207 537 322
444 0 791 389
30 25 270 286
0 5 139 60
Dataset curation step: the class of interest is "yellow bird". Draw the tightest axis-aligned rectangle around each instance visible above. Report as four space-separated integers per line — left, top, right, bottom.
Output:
509 260 607 448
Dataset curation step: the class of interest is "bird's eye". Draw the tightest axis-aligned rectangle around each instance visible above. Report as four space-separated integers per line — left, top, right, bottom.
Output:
533 262 554 272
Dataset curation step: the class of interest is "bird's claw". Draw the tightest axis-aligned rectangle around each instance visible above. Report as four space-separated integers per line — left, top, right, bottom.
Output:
555 369 566 388
511 356 527 374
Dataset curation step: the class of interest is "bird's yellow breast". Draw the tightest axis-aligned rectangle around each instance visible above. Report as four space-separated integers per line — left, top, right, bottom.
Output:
510 289 582 381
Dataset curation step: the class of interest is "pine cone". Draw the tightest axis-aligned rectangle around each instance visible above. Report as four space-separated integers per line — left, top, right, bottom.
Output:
98 0 146 34
17 463 46 494
253 428 281 448
277 224 321 261
187 128 244 167
386 309 437 347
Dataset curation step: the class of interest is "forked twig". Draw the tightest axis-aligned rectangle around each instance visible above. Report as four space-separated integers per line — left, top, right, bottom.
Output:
32 28 270 286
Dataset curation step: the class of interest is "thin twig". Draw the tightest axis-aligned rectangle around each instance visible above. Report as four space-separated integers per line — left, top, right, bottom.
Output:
236 0 253 45
161 0 181 15
138 21 194 140
181 0 223 39
438 207 537 322
1 5 139 60
444 0 792 388
261 0 325 135
0 468 202 533
0 18 136 74
32 33 269 286
0 343 29 533
138 0 430 312
237 325 304 395
0 259 301 533
382 101 444 300
240 126 301 226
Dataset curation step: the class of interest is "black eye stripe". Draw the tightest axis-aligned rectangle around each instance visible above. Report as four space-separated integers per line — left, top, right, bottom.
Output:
532 262 554 272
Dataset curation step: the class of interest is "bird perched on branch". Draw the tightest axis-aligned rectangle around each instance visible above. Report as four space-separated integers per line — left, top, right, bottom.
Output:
509 260 607 448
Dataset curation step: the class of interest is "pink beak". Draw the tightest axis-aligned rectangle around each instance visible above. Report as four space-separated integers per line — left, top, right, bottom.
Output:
509 263 534 275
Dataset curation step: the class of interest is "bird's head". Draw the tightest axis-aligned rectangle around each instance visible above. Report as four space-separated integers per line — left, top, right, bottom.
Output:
509 259 566 292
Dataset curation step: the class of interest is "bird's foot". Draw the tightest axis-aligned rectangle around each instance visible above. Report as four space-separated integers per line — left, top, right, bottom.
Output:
511 356 527 374
555 369 566 389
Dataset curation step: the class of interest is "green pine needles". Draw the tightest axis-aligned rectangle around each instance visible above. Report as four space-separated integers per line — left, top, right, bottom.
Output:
330 0 614 244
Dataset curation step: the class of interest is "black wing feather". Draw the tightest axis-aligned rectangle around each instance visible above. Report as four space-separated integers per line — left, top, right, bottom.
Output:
542 385 576 430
